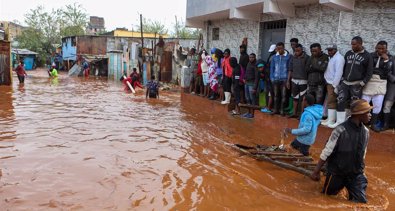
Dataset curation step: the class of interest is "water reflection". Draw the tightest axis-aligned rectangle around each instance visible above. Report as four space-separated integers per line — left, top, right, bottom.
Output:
0 85 16 141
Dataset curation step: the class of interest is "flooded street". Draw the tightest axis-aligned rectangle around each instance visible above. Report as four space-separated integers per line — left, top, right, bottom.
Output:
0 70 394 210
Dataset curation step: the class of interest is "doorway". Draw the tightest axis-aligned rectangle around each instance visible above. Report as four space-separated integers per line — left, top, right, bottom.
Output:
259 20 287 61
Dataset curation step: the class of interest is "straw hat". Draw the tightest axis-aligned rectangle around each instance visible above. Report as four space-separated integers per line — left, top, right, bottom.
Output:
350 99 373 115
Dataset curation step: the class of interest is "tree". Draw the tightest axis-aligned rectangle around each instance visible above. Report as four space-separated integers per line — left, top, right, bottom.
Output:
59 3 88 37
138 18 168 36
15 4 88 65
173 16 201 39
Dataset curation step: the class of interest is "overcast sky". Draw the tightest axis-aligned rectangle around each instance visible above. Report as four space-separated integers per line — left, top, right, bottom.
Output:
0 0 187 32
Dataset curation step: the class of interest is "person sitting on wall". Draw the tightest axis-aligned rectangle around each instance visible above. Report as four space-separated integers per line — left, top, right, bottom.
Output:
310 99 372 203
146 75 159 99
283 94 323 156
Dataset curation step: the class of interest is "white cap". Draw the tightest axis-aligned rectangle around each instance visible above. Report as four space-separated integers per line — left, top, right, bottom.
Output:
268 44 276 53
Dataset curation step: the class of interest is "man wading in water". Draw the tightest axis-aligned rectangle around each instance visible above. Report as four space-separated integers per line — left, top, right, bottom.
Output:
146 75 159 99
310 99 372 203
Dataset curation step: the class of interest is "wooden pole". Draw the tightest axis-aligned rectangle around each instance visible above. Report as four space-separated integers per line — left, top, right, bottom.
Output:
235 146 313 177
140 14 144 48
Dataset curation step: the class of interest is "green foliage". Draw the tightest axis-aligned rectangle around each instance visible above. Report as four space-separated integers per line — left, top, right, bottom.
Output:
173 17 200 39
15 3 88 65
138 18 168 36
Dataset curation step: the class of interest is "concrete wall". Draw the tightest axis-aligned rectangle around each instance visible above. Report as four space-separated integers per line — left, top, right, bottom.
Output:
203 19 260 59
286 0 395 55
201 0 395 60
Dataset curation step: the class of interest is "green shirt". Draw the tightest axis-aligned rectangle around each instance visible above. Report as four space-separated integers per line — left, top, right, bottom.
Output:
50 68 58 77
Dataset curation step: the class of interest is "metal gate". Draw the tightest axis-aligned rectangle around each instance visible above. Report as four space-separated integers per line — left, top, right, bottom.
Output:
259 20 287 62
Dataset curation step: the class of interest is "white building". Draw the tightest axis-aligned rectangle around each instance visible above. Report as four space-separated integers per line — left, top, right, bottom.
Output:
186 0 395 60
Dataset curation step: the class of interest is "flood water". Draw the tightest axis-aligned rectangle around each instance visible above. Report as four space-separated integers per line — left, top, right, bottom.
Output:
0 70 394 210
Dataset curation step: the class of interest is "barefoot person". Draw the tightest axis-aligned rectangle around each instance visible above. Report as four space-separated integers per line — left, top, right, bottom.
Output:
310 99 372 203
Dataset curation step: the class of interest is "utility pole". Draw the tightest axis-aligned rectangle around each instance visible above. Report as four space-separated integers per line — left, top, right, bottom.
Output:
140 14 144 48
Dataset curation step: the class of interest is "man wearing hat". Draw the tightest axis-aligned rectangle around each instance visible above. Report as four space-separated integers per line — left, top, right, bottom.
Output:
321 44 345 127
310 99 372 203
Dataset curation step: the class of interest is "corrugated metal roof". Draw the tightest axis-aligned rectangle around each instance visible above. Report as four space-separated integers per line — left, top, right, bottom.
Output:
12 48 38 55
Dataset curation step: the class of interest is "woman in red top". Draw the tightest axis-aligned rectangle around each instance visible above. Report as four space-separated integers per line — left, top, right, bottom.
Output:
14 61 27 84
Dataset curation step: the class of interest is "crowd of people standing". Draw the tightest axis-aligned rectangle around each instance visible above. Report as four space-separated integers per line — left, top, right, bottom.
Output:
187 36 395 133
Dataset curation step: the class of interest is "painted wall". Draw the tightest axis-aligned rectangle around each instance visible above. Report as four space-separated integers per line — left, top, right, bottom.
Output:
62 37 77 61
107 52 123 81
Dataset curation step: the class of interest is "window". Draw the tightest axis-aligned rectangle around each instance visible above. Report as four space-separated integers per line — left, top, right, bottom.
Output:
212 28 219 40
263 20 287 29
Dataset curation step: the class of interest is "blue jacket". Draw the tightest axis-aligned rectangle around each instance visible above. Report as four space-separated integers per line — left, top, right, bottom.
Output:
291 104 323 145
270 52 290 82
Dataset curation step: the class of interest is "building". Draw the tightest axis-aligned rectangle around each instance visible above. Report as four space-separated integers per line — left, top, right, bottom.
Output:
186 0 395 60
0 40 12 85
61 35 141 79
86 16 106 35
11 48 38 70
105 28 170 39
0 21 25 41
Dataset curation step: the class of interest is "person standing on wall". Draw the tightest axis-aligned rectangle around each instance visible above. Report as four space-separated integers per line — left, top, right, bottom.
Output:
261 44 277 114
328 36 373 128
321 44 345 127
287 44 310 118
290 38 299 55
306 43 329 105
14 61 27 84
243 53 258 106
270 42 291 115
361 41 393 132
221 49 233 104
239 44 249 103
382 52 395 131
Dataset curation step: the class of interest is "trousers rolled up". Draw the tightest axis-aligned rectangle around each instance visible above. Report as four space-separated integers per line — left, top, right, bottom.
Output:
326 84 337 109
307 84 325 104
337 81 363 112
245 84 256 105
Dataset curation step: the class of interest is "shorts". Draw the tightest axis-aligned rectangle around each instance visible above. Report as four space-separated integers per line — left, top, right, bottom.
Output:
290 139 310 156
202 72 209 86
292 82 307 100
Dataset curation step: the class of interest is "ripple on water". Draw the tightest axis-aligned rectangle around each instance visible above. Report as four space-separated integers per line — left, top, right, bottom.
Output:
0 72 394 210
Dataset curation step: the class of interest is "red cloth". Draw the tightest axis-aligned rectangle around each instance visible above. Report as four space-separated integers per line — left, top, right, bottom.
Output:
14 65 26 76
222 56 233 77
133 81 143 89
197 61 202 75
123 77 133 91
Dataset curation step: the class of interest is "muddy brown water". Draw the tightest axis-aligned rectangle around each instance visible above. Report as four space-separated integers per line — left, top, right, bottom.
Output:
0 70 394 210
